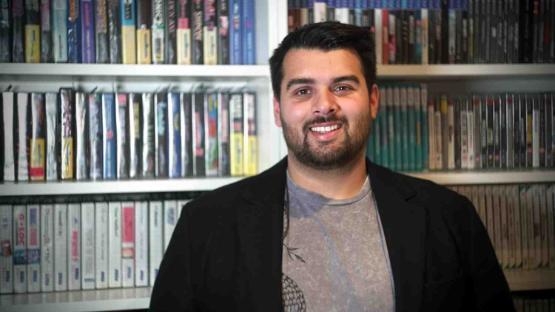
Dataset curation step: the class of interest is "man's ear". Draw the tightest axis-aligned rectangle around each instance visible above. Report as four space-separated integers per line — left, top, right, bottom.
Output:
369 84 379 119
273 96 282 127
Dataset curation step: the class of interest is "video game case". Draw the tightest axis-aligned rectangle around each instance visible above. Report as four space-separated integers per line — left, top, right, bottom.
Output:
95 0 109 63
176 0 192 64
0 0 10 62
67 0 81 63
40 204 54 292
168 92 182 178
16 92 29 182
116 93 129 179
155 92 169 177
52 0 67 62
506 93 514 168
60 88 75 180
108 202 122 288
148 200 163 286
88 93 103 179
11 0 24 63
80 0 95 63
75 92 89 180
242 0 255 64
0 204 13 294
121 0 136 64
152 0 166 64
166 0 177 64
205 91 218 176
532 95 540 168
217 0 229 64
546 93 553 167
81 202 95 290
107 0 121 63
40 0 52 62
53 203 67 291
1 91 14 181
229 0 241 64
191 0 203 64
129 93 141 178
121 201 135 288
526 95 533 168
102 93 117 179
23 0 40 63
67 203 80 290
163 200 177 252
203 0 217 65
218 92 230 176
134 201 148 287
29 93 45 182
181 92 193 176
192 91 205 176
94 202 109 289
13 205 26 293
229 92 243 176
243 91 257 175
45 99 58 172
142 93 155 177
137 0 152 64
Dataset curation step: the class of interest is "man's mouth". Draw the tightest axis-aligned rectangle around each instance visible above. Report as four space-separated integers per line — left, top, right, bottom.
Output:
309 124 341 134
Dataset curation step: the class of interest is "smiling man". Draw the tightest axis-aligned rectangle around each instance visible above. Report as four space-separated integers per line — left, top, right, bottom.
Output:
150 22 514 312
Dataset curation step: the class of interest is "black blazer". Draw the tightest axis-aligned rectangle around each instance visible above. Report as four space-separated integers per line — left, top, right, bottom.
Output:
150 158 514 312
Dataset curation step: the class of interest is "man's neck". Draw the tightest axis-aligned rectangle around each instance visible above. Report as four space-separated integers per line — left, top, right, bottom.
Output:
286 154 368 200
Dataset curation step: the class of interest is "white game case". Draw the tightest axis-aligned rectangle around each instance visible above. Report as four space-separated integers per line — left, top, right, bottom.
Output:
40 204 54 292
108 202 122 288
0 204 13 294
134 201 148 287
17 93 29 181
163 200 178 252
81 202 95 289
67 203 81 290
121 201 135 288
13 204 27 293
54 203 67 291
26 204 41 292
2 92 15 181
149 200 163 286
95 202 109 289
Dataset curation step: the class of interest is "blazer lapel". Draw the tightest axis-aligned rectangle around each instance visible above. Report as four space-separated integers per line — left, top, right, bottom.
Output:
368 161 426 312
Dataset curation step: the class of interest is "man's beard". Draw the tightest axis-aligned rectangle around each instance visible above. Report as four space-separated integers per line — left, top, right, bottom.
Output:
281 113 371 170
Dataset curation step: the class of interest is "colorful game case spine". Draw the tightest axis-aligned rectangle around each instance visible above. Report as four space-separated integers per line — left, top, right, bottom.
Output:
205 91 218 176
217 0 229 64
26 204 40 293
80 0 95 63
60 88 74 180
102 93 117 179
177 0 192 64
67 203 81 290
2 91 15 181
108 202 122 288
52 0 68 62
17 92 29 182
142 93 155 177
40 0 53 62
94 202 109 289
0 204 13 294
163 200 177 252
134 201 148 287
11 0 24 63
88 93 103 179
136 0 152 64
29 93 45 181
116 93 129 179
0 0 10 62
148 200 163 286
241 0 255 64
218 91 230 176
95 0 109 63
80 202 95 289
243 91 257 175
203 0 217 64
75 92 88 180
121 0 136 64
129 93 141 178
181 92 193 176
40 203 54 292
166 0 177 64
107 0 121 63
192 91 205 176
155 92 169 177
151 0 165 64
229 0 241 64
229 92 243 176
53 203 67 291
121 201 135 288
168 92 182 178
67 0 81 63
13 205 26 293
191 0 203 64
24 0 40 63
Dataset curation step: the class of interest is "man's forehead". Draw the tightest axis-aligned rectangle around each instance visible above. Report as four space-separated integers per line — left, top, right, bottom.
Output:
281 48 365 81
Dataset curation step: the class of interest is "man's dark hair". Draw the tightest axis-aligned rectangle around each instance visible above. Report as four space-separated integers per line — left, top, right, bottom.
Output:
269 21 376 101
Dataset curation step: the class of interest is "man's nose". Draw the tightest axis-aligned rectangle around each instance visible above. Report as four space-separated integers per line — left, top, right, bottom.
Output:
312 89 338 116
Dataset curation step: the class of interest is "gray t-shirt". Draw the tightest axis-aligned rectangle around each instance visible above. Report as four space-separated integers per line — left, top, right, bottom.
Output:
282 174 395 312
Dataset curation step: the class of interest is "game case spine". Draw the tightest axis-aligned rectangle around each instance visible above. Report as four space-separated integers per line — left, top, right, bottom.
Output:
102 93 117 179
218 92 230 176
166 0 178 64
16 92 29 182
152 0 165 64
52 0 68 63
229 92 243 176
2 91 15 181
121 201 135 287
40 204 54 292
177 0 192 64
121 0 136 64
75 92 89 180
95 0 109 63
53 203 67 291
134 201 148 287
0 0 10 62
205 91 218 176
203 0 217 64
116 93 129 179
13 205 27 293
108 202 122 288
136 0 152 64
88 93 103 180
108 0 121 63
11 0 24 63
26 204 40 293
80 202 95 289
60 88 75 180
45 93 59 181
217 0 229 64
155 92 169 177
148 201 163 286
40 0 53 62
29 93 46 181
142 93 155 177
168 92 182 177
191 0 203 64
181 92 193 176
129 93 141 178
24 0 40 63
0 204 13 294
192 91 206 176
67 0 81 63
94 202 109 289
67 203 81 290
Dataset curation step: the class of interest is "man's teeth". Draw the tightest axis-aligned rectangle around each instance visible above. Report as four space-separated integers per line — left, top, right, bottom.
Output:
310 124 339 133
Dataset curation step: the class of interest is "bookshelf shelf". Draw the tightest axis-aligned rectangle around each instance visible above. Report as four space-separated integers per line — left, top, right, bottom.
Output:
505 270 555 292
377 64 555 79
407 170 555 185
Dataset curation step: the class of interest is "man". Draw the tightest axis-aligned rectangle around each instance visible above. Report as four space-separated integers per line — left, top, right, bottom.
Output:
150 22 514 311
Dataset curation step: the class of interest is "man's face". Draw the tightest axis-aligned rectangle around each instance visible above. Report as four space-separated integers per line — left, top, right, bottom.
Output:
273 48 379 170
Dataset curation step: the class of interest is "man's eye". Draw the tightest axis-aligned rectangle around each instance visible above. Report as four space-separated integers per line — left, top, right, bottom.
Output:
334 85 354 93
294 88 311 96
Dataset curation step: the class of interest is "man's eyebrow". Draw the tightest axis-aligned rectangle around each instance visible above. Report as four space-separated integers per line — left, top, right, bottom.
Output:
285 78 315 91
333 75 360 85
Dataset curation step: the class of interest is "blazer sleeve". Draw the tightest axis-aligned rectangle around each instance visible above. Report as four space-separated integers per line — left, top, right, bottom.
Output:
150 202 195 311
